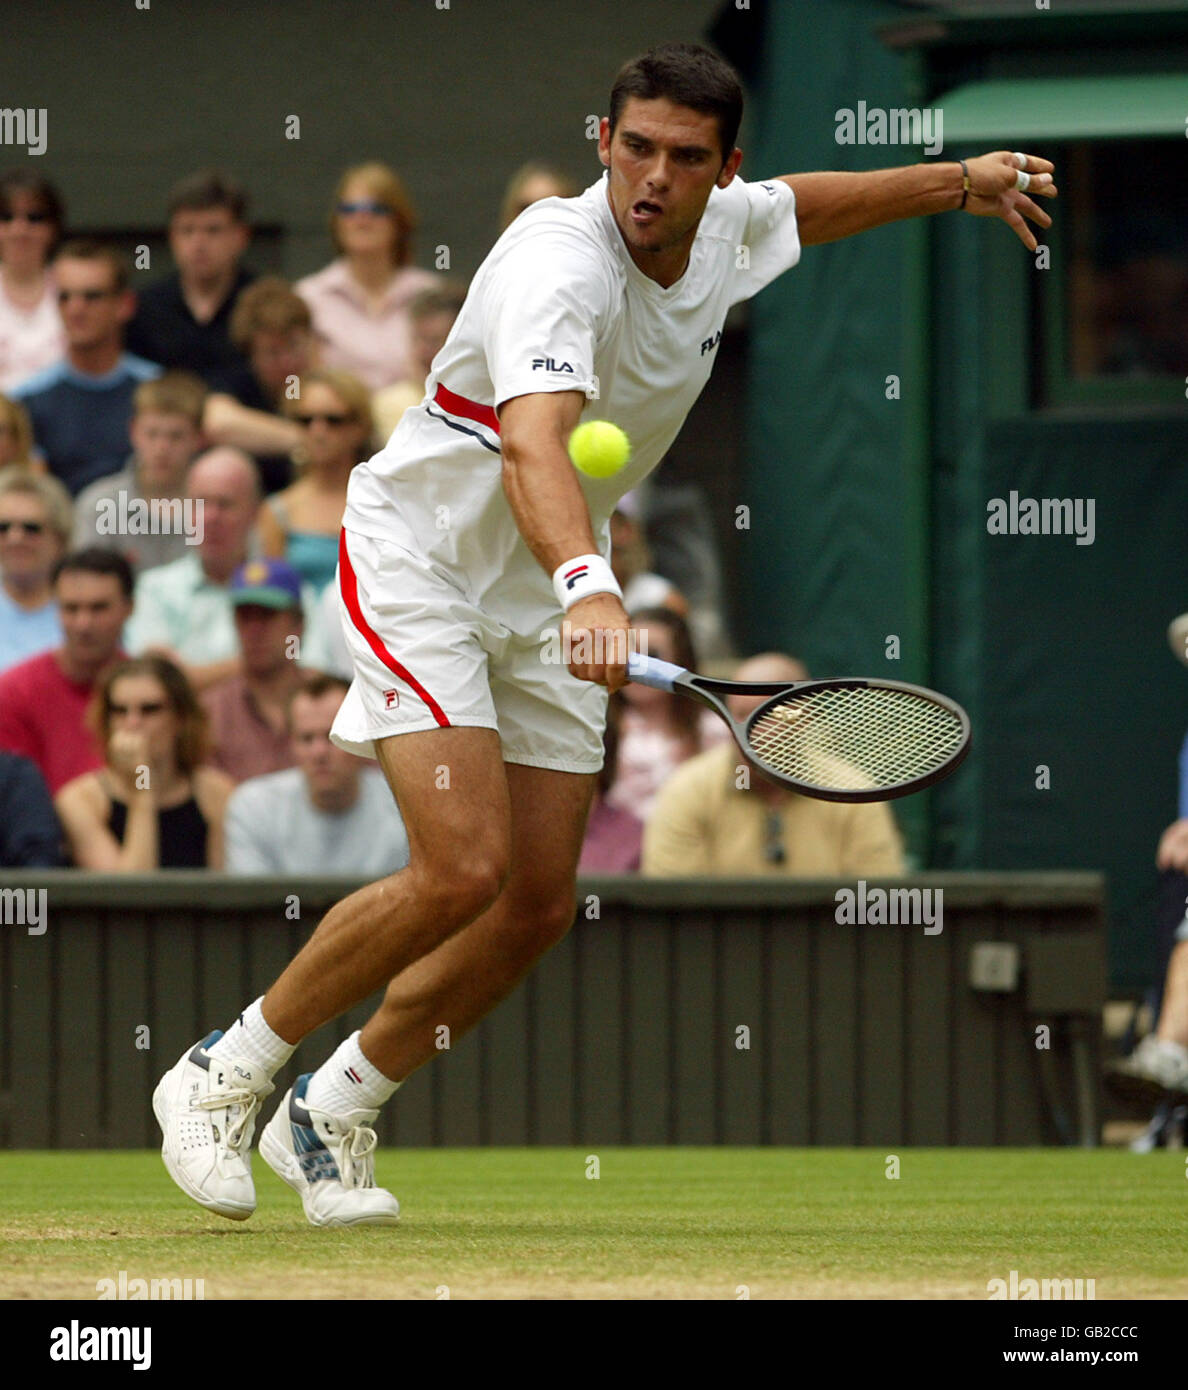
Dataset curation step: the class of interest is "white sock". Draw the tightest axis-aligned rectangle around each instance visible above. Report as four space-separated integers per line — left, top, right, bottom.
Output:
305 1031 401 1115
206 997 295 1078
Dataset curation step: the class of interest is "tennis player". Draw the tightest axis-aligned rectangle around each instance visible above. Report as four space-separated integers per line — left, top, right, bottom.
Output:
155 41 1056 1225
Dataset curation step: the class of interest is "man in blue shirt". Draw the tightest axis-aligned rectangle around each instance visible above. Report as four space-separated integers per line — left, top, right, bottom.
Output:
11 240 160 496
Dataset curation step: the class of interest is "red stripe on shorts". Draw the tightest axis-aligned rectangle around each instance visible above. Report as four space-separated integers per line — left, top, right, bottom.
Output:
433 382 500 435
337 529 451 728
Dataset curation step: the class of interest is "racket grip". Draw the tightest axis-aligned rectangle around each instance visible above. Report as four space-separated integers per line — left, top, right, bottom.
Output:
627 651 686 692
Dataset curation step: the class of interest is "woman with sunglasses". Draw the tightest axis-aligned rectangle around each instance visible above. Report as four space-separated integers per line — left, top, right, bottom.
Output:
295 163 439 392
256 370 372 597
55 654 233 869
0 464 72 674
0 171 66 392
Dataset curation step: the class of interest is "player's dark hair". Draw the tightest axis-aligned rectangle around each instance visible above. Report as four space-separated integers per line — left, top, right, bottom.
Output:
609 42 743 165
53 547 135 601
167 169 248 224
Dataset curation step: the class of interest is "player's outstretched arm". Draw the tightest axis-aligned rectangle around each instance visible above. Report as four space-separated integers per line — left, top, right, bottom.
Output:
499 391 631 692
779 151 1056 251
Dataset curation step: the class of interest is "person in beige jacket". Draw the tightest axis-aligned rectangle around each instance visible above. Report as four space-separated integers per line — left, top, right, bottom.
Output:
642 653 905 877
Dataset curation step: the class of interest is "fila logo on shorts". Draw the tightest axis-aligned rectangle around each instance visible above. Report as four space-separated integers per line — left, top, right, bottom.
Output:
563 563 589 591
383 689 400 708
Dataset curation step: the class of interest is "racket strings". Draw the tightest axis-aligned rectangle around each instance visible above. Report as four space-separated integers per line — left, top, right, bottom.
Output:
747 686 965 792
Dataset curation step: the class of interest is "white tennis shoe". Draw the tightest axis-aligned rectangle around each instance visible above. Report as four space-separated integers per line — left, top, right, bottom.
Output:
153 1030 274 1221
259 1074 400 1227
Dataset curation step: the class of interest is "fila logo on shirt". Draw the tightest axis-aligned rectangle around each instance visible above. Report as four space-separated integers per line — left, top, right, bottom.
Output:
383 688 400 708
531 357 575 372
700 329 723 356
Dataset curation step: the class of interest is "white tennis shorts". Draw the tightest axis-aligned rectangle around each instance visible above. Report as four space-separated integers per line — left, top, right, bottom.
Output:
330 528 607 774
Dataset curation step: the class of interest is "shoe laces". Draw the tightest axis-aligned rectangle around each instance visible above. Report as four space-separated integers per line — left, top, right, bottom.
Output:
328 1122 378 1189
194 1087 261 1155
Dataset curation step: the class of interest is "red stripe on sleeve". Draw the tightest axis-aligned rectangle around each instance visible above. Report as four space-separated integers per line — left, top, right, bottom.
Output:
337 530 451 728
433 382 501 435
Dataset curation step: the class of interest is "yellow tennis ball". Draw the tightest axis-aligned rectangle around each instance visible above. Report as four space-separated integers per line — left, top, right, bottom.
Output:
568 420 631 478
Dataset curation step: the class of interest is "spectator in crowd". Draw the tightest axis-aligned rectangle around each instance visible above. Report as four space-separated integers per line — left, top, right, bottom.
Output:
201 558 306 783
370 280 467 442
606 607 725 823
11 240 160 496
296 162 438 391
1107 612 1188 1111
224 672 410 874
73 371 207 573
258 370 371 596
611 491 688 618
55 654 232 869
0 750 62 867
125 170 255 397
125 447 328 690
0 548 132 793
578 698 643 873
499 161 579 231
0 170 66 391
0 392 37 469
643 653 905 877
0 465 72 672
204 277 312 493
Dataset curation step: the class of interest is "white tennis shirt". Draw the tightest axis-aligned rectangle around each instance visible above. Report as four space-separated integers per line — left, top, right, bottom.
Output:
342 170 801 635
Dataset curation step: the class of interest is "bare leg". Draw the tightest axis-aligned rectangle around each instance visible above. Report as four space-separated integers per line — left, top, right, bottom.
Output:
358 761 596 1079
260 726 511 1044
1156 941 1188 1047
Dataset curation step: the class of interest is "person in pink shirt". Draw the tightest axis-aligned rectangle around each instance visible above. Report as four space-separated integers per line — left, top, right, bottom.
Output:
0 547 132 793
0 171 67 392
605 606 729 824
296 162 439 392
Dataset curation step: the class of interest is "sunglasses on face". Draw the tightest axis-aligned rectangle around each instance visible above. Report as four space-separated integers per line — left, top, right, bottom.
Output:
0 519 45 536
57 288 117 304
0 210 51 224
336 200 389 216
293 412 353 426
109 702 167 717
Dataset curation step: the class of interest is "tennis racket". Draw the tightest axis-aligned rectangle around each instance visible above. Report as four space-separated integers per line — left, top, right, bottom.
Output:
627 652 971 803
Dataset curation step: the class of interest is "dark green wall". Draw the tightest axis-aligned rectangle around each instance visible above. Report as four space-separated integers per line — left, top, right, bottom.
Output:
0 0 724 281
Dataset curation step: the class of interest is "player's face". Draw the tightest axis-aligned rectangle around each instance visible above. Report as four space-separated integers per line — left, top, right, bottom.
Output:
599 97 742 285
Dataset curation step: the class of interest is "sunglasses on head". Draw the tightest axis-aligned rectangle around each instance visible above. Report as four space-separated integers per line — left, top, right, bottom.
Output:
336 200 389 216
0 210 51 224
293 411 353 426
57 288 116 304
0 519 45 536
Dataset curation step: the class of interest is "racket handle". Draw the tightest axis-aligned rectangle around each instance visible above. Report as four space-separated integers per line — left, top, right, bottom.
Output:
627 651 687 692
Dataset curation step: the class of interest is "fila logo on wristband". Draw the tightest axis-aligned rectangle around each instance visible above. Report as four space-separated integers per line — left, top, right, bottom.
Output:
552 553 622 612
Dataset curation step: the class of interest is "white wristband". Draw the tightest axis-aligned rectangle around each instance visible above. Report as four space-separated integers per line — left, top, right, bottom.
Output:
552 554 623 612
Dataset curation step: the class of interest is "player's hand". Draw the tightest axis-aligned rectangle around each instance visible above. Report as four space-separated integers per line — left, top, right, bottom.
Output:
563 593 632 693
1157 818 1188 872
962 151 1057 252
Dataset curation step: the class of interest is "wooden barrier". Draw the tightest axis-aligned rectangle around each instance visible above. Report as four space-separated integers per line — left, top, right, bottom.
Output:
0 872 1106 1147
